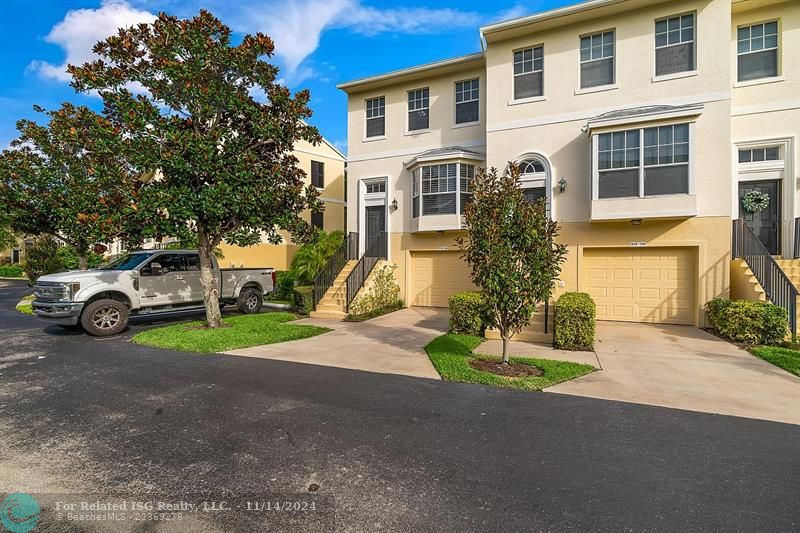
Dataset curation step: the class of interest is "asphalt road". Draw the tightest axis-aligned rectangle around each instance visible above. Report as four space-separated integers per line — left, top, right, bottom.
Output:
0 279 798 532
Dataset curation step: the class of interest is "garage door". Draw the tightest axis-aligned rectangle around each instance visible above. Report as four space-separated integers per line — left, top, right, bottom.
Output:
583 247 695 325
410 251 476 307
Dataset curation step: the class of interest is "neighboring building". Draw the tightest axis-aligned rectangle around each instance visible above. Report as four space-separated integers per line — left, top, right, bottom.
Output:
0 237 31 265
107 135 347 270
218 136 347 269
335 0 798 334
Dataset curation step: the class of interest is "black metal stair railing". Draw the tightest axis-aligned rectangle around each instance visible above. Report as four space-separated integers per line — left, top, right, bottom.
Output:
794 217 800 259
313 232 359 308
732 218 797 339
345 232 388 312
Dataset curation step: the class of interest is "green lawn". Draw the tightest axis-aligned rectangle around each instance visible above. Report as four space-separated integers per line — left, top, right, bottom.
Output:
750 346 800 377
15 295 34 315
425 333 596 391
133 312 330 353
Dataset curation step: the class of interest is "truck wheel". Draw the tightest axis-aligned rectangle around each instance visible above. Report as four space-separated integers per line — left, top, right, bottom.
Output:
237 288 263 314
80 299 129 336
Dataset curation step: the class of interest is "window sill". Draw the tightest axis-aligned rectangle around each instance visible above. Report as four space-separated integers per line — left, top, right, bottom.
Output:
362 135 386 143
651 70 697 83
574 84 618 95
452 121 480 129
404 129 430 137
507 95 546 106
734 76 785 88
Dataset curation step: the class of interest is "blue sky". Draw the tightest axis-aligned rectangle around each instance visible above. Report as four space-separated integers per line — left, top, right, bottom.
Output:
0 0 573 154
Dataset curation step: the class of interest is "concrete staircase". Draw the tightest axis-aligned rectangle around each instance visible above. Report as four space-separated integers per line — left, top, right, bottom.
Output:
730 259 768 302
775 258 800 330
485 303 553 344
309 260 358 319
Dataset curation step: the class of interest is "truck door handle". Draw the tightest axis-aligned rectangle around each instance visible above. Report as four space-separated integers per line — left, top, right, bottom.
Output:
175 275 185 280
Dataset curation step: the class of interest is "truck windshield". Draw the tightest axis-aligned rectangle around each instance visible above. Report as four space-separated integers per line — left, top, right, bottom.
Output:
101 253 155 270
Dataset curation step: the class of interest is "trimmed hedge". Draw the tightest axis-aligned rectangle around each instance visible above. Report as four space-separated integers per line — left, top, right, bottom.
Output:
293 285 314 315
705 298 788 346
448 291 489 336
0 264 25 278
553 292 596 351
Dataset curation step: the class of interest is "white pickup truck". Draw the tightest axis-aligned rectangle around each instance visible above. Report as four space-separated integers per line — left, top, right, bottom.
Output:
32 249 275 336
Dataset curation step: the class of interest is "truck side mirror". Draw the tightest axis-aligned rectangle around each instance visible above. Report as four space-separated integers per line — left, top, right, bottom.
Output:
149 262 163 276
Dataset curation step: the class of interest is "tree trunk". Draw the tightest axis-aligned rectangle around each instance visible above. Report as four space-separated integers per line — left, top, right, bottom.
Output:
197 225 222 329
501 333 510 365
78 254 88 271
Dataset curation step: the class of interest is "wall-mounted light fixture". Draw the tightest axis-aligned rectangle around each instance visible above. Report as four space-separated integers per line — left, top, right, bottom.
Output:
390 198 398 211
558 177 567 193
630 219 643 226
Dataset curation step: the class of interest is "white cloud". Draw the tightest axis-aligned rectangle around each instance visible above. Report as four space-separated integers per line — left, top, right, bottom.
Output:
29 0 156 82
493 4 530 23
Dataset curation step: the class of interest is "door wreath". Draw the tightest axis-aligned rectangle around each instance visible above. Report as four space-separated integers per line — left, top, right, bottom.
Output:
741 190 770 213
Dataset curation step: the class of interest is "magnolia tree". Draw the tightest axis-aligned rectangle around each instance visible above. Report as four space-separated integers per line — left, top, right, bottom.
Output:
457 166 567 364
68 10 322 328
0 104 149 269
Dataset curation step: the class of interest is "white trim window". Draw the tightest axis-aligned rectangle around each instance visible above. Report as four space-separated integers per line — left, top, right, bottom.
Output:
739 146 781 163
411 162 476 217
580 31 614 88
455 79 479 124
596 123 691 198
655 13 695 76
518 159 547 204
513 46 543 99
365 181 386 194
365 96 385 138
737 21 779 82
407 88 429 131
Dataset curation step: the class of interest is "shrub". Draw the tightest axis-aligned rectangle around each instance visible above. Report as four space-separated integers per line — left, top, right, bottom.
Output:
56 246 104 269
24 236 67 282
271 271 295 300
348 264 402 318
0 264 25 278
705 298 788 346
448 291 489 336
293 285 314 315
553 292 596 351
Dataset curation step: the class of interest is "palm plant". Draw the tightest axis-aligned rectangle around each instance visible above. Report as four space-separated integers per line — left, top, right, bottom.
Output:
290 230 344 284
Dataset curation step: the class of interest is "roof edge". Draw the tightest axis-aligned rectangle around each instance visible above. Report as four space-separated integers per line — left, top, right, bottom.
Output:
337 52 485 92
480 0 627 37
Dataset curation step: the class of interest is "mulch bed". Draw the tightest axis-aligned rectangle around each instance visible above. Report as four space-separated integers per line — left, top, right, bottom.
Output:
469 359 543 378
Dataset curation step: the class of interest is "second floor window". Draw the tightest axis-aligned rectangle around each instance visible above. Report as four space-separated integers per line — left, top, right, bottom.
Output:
737 21 779 81
455 79 479 124
596 123 690 199
580 31 614 88
655 13 695 76
408 88 430 131
513 46 543 99
412 162 475 217
365 96 385 138
311 160 324 188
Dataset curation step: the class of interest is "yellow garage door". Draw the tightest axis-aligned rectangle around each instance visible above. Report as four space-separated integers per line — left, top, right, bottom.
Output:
411 251 476 307
583 247 695 325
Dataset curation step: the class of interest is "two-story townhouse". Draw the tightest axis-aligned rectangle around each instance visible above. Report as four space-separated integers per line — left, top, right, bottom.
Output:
335 0 798 337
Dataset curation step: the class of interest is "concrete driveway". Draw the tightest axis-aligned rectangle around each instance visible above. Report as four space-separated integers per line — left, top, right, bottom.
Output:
225 307 446 379
544 322 800 425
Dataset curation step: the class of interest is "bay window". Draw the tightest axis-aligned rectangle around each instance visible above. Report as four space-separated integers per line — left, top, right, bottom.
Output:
596 123 691 199
411 162 476 217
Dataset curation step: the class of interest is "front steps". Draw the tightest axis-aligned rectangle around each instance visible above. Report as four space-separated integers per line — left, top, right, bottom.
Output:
309 260 358 319
730 259 768 302
485 303 553 344
775 258 800 332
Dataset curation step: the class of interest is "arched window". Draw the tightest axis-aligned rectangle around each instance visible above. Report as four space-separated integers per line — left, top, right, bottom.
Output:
519 159 546 175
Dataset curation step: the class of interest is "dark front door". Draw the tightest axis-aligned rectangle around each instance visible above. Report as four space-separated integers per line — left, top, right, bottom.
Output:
739 180 780 255
365 205 386 251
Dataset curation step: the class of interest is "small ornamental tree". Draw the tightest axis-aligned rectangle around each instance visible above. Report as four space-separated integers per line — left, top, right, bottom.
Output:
68 10 322 328
457 165 567 364
0 104 149 269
